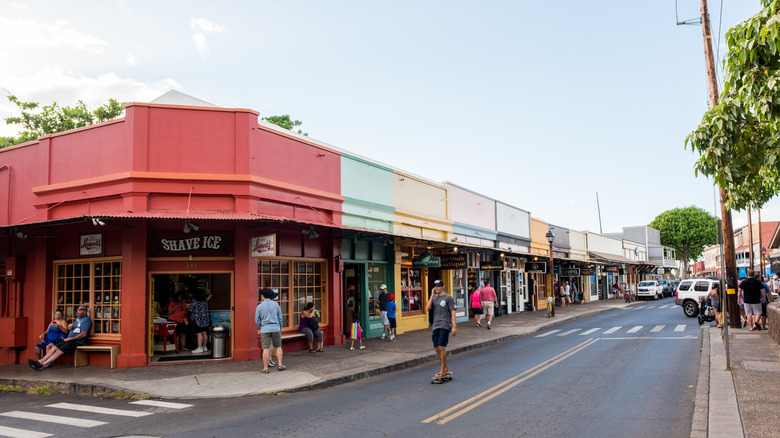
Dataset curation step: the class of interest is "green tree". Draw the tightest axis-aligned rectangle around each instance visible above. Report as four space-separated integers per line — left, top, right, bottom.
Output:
1 94 125 148
261 114 308 136
686 0 780 210
649 207 718 277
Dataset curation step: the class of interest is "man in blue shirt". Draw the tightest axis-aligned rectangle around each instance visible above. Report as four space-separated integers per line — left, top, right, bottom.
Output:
255 288 285 373
30 306 92 370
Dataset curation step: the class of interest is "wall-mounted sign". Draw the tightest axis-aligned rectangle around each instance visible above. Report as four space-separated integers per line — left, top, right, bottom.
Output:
413 251 441 268
151 232 232 257
80 234 103 256
561 268 580 277
440 254 467 269
526 262 547 273
603 266 619 273
580 268 595 276
770 256 780 274
480 260 505 271
251 234 276 257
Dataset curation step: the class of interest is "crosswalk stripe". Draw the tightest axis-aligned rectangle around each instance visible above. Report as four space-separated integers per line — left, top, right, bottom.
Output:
0 425 52 438
557 329 581 336
580 328 601 335
627 326 643 333
650 325 665 333
130 400 193 410
0 411 106 428
603 327 622 334
535 329 561 337
675 324 686 332
46 402 152 418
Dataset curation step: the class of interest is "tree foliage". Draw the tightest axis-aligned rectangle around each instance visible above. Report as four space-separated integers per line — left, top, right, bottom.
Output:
686 0 780 210
1 94 125 148
649 207 718 276
261 114 308 136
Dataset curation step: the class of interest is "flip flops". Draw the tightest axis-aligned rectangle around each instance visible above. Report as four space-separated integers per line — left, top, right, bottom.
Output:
278 365 286 371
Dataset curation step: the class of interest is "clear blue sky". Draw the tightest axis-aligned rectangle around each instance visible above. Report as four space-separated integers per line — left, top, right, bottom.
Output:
0 0 773 233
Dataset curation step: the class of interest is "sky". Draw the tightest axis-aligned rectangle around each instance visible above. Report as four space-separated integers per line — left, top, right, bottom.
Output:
1 0 777 234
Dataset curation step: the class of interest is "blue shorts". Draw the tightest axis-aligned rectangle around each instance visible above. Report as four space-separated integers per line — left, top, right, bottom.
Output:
432 328 450 348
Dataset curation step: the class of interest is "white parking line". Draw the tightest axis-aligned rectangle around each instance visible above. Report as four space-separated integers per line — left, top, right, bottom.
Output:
603 327 622 334
557 329 582 336
130 400 193 409
650 325 665 333
0 411 106 428
0 425 52 438
46 403 152 418
580 328 601 335
535 329 561 337
674 324 686 332
627 326 643 333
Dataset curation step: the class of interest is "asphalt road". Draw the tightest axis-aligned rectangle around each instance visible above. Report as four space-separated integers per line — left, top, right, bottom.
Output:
0 298 702 438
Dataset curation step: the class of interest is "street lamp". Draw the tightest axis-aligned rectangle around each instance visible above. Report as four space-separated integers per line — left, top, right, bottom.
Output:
546 230 555 317
761 247 767 277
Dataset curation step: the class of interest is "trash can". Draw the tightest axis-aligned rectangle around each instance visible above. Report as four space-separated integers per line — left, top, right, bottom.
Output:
211 325 229 358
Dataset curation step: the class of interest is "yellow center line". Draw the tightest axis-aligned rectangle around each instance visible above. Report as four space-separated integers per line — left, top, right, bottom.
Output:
422 338 599 425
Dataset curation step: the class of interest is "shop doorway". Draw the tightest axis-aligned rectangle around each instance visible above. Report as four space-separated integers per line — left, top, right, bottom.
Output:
343 264 362 338
148 272 233 362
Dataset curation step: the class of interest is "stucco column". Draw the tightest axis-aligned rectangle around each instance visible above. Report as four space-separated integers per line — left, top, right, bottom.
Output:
117 221 148 368
234 224 260 361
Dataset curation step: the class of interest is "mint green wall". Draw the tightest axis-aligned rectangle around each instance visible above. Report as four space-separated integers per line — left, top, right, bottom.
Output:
341 154 394 232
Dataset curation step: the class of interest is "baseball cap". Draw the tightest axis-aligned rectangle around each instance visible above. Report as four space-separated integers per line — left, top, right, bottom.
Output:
380 284 387 290
433 279 444 287
388 293 395 300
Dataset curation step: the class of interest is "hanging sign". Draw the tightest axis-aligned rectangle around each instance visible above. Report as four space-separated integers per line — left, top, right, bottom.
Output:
771 256 780 274
580 268 595 276
440 254 467 269
80 234 103 256
603 266 619 273
525 262 547 273
251 234 276 257
480 260 505 271
561 268 580 277
413 251 441 268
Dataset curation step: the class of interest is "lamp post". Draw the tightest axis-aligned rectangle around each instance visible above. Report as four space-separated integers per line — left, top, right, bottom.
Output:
546 230 555 317
761 247 767 278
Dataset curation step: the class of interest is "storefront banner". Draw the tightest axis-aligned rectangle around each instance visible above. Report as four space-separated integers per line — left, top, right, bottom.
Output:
603 266 619 273
580 268 595 276
440 254 467 269
80 233 103 256
251 234 276 257
480 260 505 271
525 261 547 273
151 232 233 256
771 256 780 274
561 268 580 277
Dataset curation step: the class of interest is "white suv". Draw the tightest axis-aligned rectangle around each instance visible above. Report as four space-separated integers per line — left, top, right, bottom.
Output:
675 278 719 317
637 280 663 300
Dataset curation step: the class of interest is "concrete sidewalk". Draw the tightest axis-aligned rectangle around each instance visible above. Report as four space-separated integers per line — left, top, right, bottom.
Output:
2 299 777 437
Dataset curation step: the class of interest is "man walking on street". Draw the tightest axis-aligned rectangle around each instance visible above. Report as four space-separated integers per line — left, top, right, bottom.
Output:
740 270 765 331
480 279 497 329
427 279 456 380
255 288 285 372
379 284 391 340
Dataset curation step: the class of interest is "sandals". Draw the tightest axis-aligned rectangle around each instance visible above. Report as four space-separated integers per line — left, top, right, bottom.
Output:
309 349 316 353
316 348 325 352
278 365 286 371
261 369 269 374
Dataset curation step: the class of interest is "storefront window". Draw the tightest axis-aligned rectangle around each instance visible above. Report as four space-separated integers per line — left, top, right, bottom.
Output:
367 263 387 320
54 259 122 337
401 267 423 315
258 259 325 329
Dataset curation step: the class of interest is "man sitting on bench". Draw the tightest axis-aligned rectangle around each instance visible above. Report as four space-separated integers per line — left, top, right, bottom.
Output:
29 305 92 371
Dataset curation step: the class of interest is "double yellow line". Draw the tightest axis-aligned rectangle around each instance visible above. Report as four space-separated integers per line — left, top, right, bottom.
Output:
422 338 599 425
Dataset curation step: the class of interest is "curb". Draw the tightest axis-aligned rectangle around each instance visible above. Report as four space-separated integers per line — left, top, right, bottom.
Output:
691 327 709 438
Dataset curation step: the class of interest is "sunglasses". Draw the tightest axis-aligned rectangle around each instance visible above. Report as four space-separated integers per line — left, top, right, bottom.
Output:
77 307 87 311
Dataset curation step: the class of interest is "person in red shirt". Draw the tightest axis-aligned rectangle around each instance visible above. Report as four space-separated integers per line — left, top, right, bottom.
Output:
167 293 189 351
479 280 497 329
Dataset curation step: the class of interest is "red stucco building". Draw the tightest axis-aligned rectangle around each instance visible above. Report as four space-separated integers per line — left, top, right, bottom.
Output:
0 97 346 368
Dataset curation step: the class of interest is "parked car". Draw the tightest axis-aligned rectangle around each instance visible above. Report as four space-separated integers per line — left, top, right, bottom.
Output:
637 280 663 300
675 278 719 317
657 279 674 298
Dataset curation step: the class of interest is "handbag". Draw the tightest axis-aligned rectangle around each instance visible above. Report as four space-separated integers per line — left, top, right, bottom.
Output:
307 317 319 331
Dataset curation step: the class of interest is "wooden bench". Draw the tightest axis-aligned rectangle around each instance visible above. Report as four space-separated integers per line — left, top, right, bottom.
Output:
74 345 121 369
281 332 306 342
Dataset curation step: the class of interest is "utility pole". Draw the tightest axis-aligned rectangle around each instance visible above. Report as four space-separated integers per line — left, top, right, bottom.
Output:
699 0 740 328
748 208 754 272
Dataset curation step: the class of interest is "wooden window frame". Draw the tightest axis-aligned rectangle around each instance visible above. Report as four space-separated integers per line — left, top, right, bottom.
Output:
257 257 327 332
